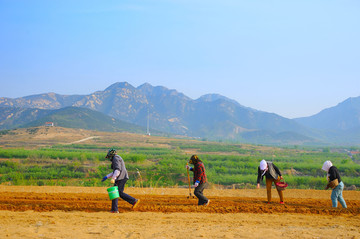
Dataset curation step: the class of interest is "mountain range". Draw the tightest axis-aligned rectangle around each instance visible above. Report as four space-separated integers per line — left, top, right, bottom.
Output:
0 82 359 146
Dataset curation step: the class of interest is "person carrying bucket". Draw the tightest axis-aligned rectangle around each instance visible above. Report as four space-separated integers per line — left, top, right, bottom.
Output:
256 159 284 204
322 160 347 208
101 148 140 213
186 155 210 206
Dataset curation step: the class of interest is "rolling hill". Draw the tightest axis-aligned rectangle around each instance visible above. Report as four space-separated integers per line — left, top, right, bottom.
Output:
294 97 360 131
1 106 149 134
0 82 359 145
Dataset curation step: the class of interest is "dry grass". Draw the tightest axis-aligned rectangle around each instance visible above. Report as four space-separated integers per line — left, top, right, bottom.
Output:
0 126 285 157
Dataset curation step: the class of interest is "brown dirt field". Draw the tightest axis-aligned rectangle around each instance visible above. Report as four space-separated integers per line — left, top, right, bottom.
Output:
0 126 274 155
1 186 359 238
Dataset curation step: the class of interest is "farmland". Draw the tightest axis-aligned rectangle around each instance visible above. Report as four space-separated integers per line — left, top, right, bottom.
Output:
1 186 360 238
0 126 360 189
1 126 360 238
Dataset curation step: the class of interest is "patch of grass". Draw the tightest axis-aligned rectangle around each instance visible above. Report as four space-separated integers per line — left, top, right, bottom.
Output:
1 129 359 189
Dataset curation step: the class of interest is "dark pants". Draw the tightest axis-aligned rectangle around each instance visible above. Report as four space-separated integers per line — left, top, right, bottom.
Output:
111 178 137 212
194 182 209 205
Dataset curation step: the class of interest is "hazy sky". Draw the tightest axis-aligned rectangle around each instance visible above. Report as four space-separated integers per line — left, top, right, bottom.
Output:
1 0 359 119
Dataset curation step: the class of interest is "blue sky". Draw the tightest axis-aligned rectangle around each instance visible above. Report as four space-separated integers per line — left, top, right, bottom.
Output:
1 0 359 119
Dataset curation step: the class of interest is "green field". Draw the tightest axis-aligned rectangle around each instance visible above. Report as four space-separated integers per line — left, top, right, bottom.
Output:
1 142 360 189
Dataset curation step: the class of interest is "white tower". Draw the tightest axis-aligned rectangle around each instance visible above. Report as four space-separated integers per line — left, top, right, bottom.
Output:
146 106 150 136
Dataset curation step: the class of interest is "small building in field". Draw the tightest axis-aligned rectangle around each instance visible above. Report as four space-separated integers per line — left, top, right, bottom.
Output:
45 122 54 127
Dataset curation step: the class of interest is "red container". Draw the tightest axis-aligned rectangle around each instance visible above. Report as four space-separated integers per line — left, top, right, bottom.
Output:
275 181 288 191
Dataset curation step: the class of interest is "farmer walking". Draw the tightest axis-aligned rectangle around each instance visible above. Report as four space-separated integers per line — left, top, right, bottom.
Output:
257 159 284 204
101 148 140 213
322 160 347 208
186 155 210 206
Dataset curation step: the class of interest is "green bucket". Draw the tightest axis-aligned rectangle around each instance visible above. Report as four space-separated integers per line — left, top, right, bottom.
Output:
107 186 120 200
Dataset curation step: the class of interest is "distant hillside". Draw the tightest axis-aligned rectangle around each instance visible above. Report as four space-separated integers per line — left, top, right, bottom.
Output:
1 106 149 134
0 92 83 109
295 97 360 131
1 82 359 145
0 107 50 130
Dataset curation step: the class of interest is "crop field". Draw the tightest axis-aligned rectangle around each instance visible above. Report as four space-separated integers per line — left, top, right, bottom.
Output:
0 186 359 238
0 126 360 189
0 127 360 238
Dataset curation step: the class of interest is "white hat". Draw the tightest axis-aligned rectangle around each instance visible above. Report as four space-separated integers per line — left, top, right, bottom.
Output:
322 161 333 172
260 160 267 171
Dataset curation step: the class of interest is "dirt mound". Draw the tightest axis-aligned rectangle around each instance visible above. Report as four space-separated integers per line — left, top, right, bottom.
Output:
0 187 358 216
1 186 360 239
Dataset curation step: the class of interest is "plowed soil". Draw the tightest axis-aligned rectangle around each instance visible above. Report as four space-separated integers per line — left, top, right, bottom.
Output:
1 186 360 238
